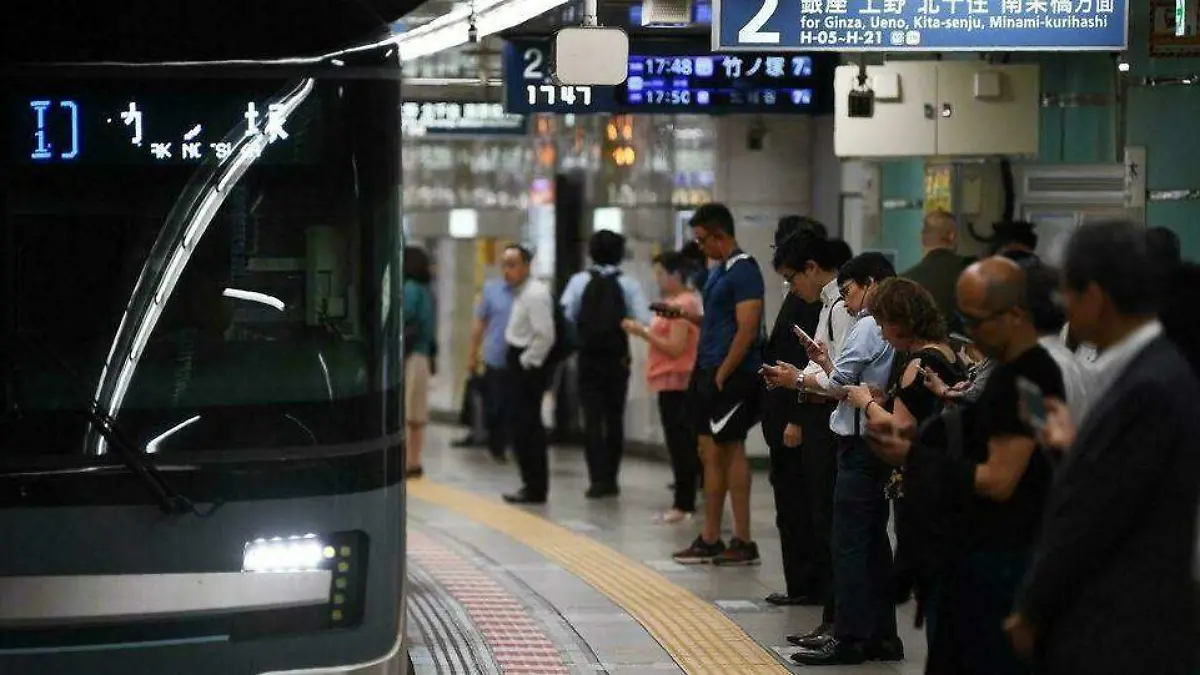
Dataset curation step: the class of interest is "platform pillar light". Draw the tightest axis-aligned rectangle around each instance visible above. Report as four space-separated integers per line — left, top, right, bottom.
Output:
1178 0 1188 36
640 0 693 27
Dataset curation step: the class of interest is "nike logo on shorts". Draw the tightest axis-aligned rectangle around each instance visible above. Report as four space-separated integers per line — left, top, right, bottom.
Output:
710 402 743 435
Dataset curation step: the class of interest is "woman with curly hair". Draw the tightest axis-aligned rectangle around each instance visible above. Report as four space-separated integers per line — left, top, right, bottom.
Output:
842 277 968 627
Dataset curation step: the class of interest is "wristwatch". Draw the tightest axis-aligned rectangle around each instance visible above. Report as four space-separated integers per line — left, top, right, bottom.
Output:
795 372 805 391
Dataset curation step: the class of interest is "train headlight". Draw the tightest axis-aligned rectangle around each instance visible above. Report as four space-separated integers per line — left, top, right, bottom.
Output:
243 534 328 572
239 531 370 632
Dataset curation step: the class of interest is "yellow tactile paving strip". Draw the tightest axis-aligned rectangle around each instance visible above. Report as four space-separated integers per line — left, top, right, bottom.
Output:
409 480 791 675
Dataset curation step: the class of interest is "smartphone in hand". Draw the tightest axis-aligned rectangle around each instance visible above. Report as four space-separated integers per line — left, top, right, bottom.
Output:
792 324 816 346
650 302 681 318
1016 375 1047 430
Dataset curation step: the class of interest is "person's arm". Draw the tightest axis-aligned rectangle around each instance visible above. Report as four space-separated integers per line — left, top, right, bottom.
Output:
805 304 854 387
622 276 653 325
716 299 763 388
645 321 689 358
1015 383 1173 636
560 273 586 324
803 322 870 397
974 435 1037 501
520 289 556 369
467 294 491 372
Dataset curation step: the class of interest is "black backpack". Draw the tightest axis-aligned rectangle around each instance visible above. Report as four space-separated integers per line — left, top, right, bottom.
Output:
576 270 629 356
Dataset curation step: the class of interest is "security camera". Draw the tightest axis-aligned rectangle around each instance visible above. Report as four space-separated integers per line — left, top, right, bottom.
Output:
747 119 767 151
847 66 874 118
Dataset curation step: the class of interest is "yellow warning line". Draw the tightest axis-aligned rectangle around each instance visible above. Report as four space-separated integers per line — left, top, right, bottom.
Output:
408 480 791 675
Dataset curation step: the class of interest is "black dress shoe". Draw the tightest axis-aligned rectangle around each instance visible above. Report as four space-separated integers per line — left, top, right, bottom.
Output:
502 490 546 504
790 638 867 666
765 592 820 606
786 622 832 648
867 637 905 662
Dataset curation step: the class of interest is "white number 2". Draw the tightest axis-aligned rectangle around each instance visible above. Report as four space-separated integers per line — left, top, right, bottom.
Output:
523 48 544 79
738 0 781 44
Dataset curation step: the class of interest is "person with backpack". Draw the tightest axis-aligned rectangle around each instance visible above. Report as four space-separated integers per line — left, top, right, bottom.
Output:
560 230 651 498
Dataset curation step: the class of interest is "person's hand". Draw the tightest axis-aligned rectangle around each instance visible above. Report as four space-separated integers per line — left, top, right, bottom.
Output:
467 353 479 374
783 423 802 448
923 369 969 401
761 361 801 390
1036 397 1075 452
715 368 730 391
864 416 914 466
804 339 831 368
1004 613 1036 660
845 384 878 410
621 319 646 338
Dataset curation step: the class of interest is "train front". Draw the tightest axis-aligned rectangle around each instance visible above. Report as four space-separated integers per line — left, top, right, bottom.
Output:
0 3 410 673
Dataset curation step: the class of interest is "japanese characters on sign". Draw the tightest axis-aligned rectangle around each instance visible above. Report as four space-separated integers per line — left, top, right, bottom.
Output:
401 102 528 136
503 39 830 114
18 93 309 166
619 54 815 109
713 0 1128 51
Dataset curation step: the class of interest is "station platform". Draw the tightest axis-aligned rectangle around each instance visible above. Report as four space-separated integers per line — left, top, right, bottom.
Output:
405 425 927 674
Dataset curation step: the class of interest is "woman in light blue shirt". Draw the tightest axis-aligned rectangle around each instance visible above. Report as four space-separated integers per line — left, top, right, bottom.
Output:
403 246 437 479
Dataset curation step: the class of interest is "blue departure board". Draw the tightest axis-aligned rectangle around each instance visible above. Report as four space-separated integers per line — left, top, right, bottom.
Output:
502 39 830 115
713 0 1128 52
619 54 815 111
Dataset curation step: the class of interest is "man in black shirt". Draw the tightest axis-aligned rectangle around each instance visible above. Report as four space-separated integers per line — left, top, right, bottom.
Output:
951 256 1065 674
761 216 825 606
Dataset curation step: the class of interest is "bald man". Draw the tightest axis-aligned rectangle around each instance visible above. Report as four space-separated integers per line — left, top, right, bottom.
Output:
903 210 973 334
926 256 1066 674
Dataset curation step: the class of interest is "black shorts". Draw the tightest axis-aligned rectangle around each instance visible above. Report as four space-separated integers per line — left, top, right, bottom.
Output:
687 367 762 443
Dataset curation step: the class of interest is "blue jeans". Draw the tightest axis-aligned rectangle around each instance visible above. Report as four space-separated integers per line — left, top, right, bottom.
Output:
832 436 897 643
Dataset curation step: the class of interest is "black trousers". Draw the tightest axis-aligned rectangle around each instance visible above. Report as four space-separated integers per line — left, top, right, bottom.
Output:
658 390 697 513
578 354 630 490
768 402 837 607
483 365 510 459
506 347 549 498
832 435 897 643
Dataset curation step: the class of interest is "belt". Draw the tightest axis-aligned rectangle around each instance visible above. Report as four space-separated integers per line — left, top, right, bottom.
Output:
798 391 836 405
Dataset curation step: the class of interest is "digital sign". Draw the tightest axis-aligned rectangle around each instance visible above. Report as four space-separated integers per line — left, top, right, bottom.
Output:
618 54 815 110
503 39 830 115
713 0 1128 52
9 88 318 166
401 101 528 137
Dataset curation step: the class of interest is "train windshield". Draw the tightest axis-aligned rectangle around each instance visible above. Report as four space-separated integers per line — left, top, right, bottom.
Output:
0 59 403 460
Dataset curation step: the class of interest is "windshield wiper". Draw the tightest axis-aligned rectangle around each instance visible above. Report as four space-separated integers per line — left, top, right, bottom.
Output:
14 334 214 517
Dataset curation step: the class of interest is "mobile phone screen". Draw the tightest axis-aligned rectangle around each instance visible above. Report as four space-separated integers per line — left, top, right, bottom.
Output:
792 324 815 345
1016 376 1046 429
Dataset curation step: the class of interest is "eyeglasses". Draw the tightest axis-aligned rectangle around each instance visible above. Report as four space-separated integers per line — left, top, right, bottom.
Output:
839 282 854 299
956 306 1012 329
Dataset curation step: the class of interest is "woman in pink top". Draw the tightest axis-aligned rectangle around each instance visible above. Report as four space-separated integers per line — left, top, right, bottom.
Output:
623 251 702 523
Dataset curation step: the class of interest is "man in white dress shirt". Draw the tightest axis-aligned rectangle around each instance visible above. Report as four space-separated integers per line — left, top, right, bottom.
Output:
500 244 556 504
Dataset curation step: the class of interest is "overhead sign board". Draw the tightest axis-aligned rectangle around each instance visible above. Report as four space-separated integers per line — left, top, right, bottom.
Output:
712 0 1128 52
503 39 831 114
401 101 528 137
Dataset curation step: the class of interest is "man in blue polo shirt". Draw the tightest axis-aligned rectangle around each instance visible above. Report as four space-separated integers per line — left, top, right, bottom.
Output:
467 262 516 463
670 202 765 567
